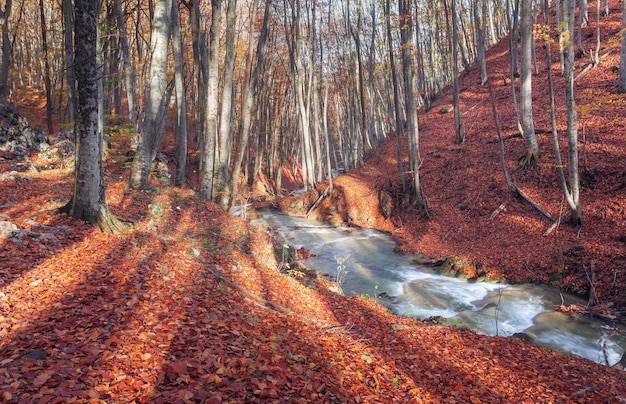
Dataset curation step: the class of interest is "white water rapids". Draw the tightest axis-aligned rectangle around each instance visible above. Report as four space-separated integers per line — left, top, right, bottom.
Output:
251 211 626 366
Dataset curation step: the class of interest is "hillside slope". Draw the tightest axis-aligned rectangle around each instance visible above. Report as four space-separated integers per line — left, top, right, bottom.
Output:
287 1 626 315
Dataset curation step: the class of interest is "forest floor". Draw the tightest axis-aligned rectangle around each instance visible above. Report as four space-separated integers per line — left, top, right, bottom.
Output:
1 3 626 404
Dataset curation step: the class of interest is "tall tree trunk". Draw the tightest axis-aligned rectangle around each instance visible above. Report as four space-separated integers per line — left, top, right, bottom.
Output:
520 0 539 166
385 0 406 192
544 0 580 224
445 0 465 144
474 0 488 86
61 0 76 123
129 0 172 190
114 0 138 133
399 0 427 212
61 0 124 233
171 0 187 187
39 0 54 135
562 0 582 223
227 0 271 212
0 0 11 98
199 0 222 200
215 0 238 209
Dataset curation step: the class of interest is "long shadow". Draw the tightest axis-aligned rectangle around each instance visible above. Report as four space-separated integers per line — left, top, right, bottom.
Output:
0 226 194 401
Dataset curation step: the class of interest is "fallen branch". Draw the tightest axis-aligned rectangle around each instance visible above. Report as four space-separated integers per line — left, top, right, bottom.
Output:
305 186 330 218
511 185 553 221
574 49 615 81
487 78 554 223
489 203 507 221
543 212 569 236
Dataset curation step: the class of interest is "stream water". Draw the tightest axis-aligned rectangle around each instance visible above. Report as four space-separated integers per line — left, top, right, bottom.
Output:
251 211 626 366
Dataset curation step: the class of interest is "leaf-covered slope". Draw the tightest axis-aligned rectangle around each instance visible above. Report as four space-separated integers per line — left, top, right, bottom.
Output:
1 156 625 402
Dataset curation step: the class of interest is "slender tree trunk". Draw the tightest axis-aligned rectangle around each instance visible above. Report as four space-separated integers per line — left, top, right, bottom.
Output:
199 0 222 200
114 0 138 133
0 0 11 98
399 0 427 212
62 0 124 233
171 0 187 187
385 0 406 192
227 0 271 212
475 0 488 86
562 0 582 223
215 0 238 209
445 0 465 144
129 0 172 190
39 0 54 135
61 0 75 123
544 0 580 222
520 0 539 166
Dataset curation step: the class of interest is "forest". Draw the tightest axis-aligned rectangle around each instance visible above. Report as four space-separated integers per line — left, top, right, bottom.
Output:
1 0 626 401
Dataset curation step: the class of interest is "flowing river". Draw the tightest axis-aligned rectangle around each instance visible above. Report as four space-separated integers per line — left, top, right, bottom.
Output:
250 211 626 366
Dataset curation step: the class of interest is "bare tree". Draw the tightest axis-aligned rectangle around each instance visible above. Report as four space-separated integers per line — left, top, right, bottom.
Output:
0 0 12 98
519 0 539 167
227 0 272 212
39 0 54 135
129 0 172 190
171 0 187 187
399 0 427 212
61 0 125 233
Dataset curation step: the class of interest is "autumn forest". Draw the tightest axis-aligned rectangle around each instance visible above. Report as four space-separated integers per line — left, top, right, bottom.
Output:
1 0 626 401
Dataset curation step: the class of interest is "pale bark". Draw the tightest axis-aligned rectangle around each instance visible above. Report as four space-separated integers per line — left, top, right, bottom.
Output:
399 0 427 211
474 0 488 86
544 0 581 225
129 0 172 190
171 0 187 187
114 0 138 133
520 0 539 166
385 0 406 192
227 0 271 212
562 0 582 223
199 0 222 200
215 0 238 209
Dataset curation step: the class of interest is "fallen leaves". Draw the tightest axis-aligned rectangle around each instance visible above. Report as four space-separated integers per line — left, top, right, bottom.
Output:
1 3 626 403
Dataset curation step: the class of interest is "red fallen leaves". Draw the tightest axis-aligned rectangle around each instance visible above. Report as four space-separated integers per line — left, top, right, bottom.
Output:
1 4 626 403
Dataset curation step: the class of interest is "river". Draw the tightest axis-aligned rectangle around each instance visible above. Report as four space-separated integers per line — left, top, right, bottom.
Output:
250 211 626 366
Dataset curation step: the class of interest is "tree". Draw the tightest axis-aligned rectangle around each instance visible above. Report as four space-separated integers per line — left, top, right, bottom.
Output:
60 0 125 233
0 0 12 98
519 0 539 167
561 0 582 223
214 0 238 209
399 0 427 213
171 0 187 187
385 0 406 192
129 0 172 190
39 0 54 135
543 0 581 225
227 0 272 212
199 0 222 200
444 0 465 144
